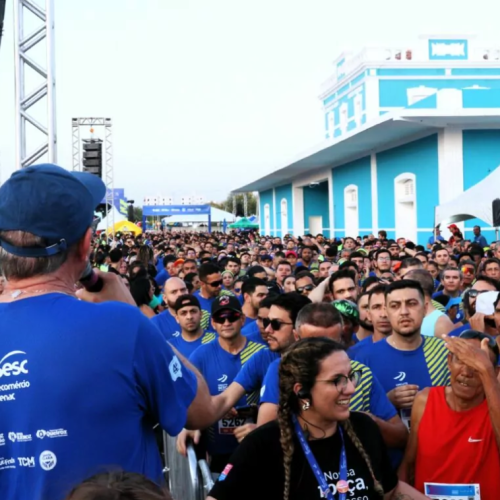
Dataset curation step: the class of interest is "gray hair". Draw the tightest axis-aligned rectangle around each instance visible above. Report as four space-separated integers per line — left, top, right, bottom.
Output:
0 231 71 280
295 302 343 332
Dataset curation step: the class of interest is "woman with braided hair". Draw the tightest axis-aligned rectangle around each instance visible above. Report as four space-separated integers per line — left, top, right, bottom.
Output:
208 337 430 500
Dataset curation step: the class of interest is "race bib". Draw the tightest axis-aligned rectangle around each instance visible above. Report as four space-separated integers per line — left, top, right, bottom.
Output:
424 483 480 500
401 408 412 431
218 417 248 435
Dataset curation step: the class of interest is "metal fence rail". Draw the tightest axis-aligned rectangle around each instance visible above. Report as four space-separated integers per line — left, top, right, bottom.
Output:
163 433 214 500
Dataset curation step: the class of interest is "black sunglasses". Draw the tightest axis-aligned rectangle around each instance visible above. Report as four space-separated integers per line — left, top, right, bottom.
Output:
263 318 293 330
467 289 488 299
212 311 242 324
206 280 222 288
296 284 314 294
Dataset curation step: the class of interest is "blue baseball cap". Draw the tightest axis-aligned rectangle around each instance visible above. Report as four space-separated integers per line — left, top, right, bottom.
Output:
0 163 105 257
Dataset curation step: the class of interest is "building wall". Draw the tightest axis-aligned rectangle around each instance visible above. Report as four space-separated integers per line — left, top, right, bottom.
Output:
259 189 274 235
332 157 372 239
303 182 330 237
376 134 439 245
274 184 293 236
462 130 500 238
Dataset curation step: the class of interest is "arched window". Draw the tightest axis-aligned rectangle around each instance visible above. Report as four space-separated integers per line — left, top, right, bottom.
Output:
394 173 417 243
280 199 288 236
264 203 271 235
344 185 359 238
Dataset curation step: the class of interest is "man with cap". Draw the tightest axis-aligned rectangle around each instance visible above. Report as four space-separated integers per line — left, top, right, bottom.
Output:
186 294 267 473
0 164 219 500
169 294 216 357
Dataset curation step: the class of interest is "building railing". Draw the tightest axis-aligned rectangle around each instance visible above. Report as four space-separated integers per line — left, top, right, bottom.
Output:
163 433 215 500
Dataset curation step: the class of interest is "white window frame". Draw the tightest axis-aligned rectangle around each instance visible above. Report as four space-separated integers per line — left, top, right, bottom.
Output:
264 203 271 235
280 198 288 235
344 184 359 238
394 173 417 242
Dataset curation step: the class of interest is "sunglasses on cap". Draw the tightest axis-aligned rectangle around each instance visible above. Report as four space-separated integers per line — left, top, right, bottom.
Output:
212 311 242 324
262 318 293 330
296 284 314 294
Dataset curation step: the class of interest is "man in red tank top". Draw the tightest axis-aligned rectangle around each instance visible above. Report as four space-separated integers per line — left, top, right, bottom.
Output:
399 330 500 500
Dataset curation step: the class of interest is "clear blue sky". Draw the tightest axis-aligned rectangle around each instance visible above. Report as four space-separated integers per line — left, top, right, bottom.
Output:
0 0 497 203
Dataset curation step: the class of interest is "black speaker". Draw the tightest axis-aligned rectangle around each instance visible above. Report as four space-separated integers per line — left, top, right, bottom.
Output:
492 199 500 227
82 139 103 178
127 204 134 222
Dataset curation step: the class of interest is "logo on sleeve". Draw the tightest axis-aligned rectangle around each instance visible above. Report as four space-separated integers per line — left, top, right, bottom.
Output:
39 451 57 471
169 355 183 381
218 463 233 481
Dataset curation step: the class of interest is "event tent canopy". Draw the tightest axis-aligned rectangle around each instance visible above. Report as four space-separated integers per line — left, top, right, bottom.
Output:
161 206 235 224
96 206 127 232
435 166 500 227
229 217 259 229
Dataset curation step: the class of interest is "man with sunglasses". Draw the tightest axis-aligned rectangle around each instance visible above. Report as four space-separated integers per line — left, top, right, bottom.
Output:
193 263 230 332
400 330 500 500
183 295 266 473
294 271 315 297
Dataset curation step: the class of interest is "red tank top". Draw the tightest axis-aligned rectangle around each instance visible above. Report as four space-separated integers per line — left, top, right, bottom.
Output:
415 386 500 500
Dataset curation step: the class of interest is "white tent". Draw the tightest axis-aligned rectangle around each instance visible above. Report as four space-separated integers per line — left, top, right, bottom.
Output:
162 207 235 224
435 166 500 227
97 206 127 231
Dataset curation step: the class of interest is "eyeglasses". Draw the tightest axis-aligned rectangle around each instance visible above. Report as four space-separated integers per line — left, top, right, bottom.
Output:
296 284 314 294
467 289 489 299
212 311 242 324
262 318 293 330
317 369 363 392
206 280 222 288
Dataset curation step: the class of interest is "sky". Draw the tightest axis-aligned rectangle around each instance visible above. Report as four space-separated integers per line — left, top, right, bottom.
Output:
0 0 498 204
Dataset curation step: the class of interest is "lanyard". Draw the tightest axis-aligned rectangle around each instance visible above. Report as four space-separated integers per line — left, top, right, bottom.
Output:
292 415 349 500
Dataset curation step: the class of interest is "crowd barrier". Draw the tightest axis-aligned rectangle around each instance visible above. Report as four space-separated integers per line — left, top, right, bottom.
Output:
163 433 214 500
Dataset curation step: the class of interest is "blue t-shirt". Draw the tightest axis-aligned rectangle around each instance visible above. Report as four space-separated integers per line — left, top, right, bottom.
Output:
154 268 170 289
0 294 197 500
243 317 257 329
260 358 396 421
192 290 216 332
354 336 450 393
234 348 279 393
150 309 180 340
241 321 266 346
189 338 265 456
348 335 374 358
168 331 216 358
449 322 470 337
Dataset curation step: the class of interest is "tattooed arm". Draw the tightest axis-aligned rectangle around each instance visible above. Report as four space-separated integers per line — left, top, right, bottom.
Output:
385 481 431 500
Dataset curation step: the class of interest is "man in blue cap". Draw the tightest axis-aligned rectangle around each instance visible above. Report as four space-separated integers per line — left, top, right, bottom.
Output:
0 164 218 500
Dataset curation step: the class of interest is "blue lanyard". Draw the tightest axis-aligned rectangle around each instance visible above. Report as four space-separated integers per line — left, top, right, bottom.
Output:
292 415 348 499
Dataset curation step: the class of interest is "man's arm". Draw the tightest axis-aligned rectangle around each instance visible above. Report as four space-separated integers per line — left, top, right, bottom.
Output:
479 364 500 450
386 481 432 499
398 388 429 484
434 314 456 337
257 402 278 426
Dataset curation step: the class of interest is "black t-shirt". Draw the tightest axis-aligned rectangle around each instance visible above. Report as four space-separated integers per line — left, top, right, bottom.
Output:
209 412 398 500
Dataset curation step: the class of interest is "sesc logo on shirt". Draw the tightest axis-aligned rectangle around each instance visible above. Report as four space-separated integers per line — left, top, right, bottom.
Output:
169 355 183 381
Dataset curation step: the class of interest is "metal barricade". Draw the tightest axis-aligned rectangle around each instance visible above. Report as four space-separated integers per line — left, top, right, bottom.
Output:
198 459 215 498
163 433 199 500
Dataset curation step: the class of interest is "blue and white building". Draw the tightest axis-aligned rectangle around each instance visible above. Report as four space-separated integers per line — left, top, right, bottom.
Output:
236 35 500 245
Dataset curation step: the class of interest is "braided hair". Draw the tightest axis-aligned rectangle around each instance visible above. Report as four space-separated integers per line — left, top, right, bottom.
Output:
277 338 383 500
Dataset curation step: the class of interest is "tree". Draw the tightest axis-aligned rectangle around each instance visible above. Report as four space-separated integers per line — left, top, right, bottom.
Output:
133 206 143 221
209 193 257 217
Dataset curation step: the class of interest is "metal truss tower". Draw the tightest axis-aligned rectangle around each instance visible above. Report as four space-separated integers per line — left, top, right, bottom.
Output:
14 0 57 168
72 118 115 234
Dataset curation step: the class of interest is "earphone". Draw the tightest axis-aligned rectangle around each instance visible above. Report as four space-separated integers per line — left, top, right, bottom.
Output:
297 389 310 400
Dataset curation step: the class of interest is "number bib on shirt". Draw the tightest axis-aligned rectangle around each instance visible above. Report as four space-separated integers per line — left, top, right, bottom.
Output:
424 483 480 499
218 417 249 435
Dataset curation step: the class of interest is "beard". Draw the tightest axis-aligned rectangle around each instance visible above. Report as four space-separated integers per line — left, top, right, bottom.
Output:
359 319 374 332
